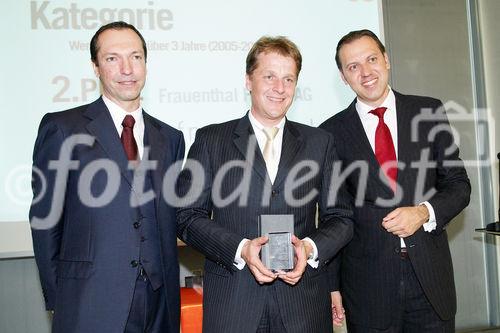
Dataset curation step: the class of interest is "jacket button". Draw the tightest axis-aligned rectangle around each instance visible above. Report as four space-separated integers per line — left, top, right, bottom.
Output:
130 260 139 267
271 190 278 197
133 222 141 229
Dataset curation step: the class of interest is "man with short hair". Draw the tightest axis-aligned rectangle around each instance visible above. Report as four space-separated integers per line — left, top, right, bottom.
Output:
177 36 353 333
320 29 470 332
30 21 184 333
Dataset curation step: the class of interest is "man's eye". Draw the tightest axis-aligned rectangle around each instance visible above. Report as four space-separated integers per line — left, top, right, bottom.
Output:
106 57 116 62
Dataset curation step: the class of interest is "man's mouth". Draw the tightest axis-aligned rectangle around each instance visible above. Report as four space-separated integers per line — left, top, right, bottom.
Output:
118 80 137 86
362 77 378 88
267 96 286 102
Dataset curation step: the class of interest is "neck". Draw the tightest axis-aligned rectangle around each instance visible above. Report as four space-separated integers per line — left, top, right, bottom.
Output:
250 109 284 128
104 94 140 113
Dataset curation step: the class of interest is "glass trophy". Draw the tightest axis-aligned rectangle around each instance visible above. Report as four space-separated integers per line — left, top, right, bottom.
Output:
259 214 294 272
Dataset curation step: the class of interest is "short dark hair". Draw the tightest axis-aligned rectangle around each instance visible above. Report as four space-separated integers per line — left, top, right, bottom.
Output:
90 21 147 65
335 29 385 70
246 36 302 78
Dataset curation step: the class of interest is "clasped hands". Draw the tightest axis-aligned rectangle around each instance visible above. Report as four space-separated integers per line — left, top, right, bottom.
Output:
241 235 311 285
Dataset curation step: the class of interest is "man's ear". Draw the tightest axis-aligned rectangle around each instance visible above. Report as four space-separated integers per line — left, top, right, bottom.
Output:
92 61 99 78
245 74 252 92
339 70 348 85
384 52 390 70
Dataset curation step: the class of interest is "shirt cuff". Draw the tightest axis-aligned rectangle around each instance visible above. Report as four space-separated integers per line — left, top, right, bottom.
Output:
233 239 250 270
303 237 319 269
420 201 437 232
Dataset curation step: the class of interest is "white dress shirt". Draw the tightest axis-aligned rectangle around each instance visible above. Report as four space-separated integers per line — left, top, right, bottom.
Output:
233 111 319 270
248 110 285 184
103 95 145 159
355 89 437 247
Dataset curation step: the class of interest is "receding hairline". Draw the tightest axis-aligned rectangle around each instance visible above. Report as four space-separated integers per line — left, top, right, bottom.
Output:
94 28 144 57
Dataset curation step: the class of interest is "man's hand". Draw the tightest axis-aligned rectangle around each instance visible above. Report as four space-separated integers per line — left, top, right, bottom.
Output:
241 236 277 284
382 205 429 238
331 291 345 327
278 235 308 285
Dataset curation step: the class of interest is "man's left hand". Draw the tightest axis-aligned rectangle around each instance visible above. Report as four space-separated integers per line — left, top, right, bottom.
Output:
381 205 429 238
278 235 309 285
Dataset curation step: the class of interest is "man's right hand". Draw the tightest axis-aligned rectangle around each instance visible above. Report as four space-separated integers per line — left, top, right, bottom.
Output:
331 291 345 327
241 236 277 284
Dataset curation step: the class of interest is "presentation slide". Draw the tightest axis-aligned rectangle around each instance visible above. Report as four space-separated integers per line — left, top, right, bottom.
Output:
0 0 382 256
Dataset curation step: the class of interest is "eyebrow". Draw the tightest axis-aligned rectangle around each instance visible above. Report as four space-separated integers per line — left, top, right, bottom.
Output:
344 61 359 68
101 50 144 57
344 52 379 67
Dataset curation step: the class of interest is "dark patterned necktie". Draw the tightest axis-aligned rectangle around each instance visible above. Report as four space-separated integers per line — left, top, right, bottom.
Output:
121 115 138 161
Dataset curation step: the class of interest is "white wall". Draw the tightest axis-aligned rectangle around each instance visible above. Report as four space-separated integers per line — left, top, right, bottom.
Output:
0 0 382 256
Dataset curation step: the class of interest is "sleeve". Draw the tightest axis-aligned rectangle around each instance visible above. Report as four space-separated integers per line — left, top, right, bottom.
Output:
307 134 354 268
426 100 471 232
327 252 342 292
29 114 66 311
176 129 243 270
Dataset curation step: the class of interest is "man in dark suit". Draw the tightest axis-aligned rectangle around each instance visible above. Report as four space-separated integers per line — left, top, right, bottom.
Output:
177 36 353 333
319 29 471 332
29 21 184 333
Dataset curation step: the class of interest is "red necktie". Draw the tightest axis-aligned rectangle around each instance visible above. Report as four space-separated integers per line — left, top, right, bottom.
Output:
369 107 397 192
121 115 138 161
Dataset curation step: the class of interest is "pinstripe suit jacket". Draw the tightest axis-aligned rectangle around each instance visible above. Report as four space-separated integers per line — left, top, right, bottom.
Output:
177 114 353 333
319 91 470 329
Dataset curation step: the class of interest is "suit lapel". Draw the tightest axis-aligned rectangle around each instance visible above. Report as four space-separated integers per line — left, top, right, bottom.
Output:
83 98 134 186
143 112 168 208
273 120 303 188
233 115 269 183
394 91 416 200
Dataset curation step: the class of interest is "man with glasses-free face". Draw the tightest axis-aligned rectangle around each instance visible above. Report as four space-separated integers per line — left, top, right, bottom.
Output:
30 21 184 333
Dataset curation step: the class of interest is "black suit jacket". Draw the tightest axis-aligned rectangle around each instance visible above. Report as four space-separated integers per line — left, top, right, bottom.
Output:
29 97 185 333
177 114 353 333
319 91 470 329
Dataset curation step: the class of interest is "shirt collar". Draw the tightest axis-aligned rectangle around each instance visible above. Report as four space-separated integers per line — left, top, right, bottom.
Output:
102 95 143 127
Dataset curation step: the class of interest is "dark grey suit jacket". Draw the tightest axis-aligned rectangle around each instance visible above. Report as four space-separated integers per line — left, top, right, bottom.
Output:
177 114 353 333
30 97 185 333
319 91 470 329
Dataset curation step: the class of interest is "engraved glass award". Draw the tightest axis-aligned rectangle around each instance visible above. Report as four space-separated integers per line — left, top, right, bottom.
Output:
259 214 294 272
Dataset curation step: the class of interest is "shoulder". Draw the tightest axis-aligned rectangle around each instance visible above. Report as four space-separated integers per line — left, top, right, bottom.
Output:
144 112 183 140
37 102 94 135
195 118 241 138
319 97 356 131
33 102 97 153
288 120 332 141
394 90 442 108
320 108 350 128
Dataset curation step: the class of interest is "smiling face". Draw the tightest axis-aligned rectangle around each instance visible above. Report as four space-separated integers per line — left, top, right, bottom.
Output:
338 36 390 107
92 28 146 112
245 52 297 127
